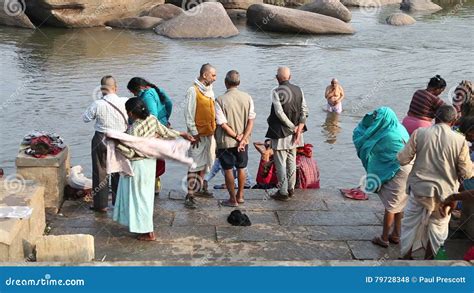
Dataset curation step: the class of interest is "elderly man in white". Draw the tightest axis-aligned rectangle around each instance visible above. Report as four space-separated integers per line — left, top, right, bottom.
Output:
398 105 473 259
82 76 128 213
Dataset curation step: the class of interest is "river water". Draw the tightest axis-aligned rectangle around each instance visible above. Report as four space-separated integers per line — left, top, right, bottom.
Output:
0 3 473 191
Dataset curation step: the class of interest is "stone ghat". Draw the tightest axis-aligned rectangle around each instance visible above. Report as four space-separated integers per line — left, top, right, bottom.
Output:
0 179 45 261
46 188 472 264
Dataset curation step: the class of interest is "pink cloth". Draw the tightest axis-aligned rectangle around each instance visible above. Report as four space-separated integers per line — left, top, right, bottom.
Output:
106 139 134 176
105 131 196 176
402 115 433 135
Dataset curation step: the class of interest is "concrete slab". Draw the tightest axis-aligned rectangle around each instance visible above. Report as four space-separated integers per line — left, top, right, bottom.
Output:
45 188 470 264
324 199 385 213
212 189 271 200
277 211 381 226
36 234 94 262
306 225 383 241
191 240 353 262
0 179 45 261
243 198 328 211
16 147 70 211
216 224 293 242
154 226 216 243
173 210 278 226
96 237 194 262
348 240 401 260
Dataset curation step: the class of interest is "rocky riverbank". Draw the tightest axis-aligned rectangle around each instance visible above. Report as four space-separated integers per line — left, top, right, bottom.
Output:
0 0 452 37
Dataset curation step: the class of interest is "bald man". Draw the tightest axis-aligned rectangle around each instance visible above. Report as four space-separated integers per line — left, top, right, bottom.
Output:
325 78 345 114
266 67 308 201
183 63 218 209
83 76 129 212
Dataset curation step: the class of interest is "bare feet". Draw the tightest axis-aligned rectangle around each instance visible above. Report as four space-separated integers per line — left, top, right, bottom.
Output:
371 236 389 248
388 234 400 244
137 232 156 241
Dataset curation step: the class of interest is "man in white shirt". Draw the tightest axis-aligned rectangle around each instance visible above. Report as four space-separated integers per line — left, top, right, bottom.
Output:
183 64 217 209
83 76 128 212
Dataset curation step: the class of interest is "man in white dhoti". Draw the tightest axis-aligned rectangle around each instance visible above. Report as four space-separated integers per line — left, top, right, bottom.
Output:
184 64 218 209
398 105 473 259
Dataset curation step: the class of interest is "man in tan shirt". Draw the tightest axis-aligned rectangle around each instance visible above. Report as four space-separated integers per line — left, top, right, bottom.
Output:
398 105 473 260
215 70 255 207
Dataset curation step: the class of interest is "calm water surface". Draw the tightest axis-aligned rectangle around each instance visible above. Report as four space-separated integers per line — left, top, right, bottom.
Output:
0 4 473 190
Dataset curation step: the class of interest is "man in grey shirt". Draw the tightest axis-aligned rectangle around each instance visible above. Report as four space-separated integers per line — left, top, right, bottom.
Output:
215 70 255 207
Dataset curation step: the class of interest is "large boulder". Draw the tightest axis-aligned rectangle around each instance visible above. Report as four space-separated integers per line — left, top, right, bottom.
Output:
386 12 415 25
154 3 239 38
298 0 351 23
25 0 163 28
341 0 401 6
0 0 35 28
105 16 163 29
219 0 264 9
147 3 184 20
400 0 442 12
247 4 354 34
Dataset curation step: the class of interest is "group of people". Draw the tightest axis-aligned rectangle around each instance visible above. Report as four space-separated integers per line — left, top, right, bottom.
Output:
82 64 308 241
82 68 473 260
354 75 473 259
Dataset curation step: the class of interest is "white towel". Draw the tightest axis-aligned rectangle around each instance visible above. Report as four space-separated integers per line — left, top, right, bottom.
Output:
106 131 196 172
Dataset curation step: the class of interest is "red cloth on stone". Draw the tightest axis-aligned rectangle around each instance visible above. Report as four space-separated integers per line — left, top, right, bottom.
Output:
256 158 278 185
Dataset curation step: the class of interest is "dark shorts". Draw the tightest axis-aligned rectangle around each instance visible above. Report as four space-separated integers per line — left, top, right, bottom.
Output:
217 146 248 170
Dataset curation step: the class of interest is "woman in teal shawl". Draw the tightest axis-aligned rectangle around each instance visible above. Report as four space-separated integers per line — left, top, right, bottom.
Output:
353 107 412 248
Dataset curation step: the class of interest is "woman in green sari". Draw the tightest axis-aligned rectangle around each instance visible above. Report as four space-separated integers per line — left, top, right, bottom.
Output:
114 98 193 241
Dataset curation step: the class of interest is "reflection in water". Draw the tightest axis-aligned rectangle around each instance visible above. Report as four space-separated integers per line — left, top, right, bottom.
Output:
322 111 341 144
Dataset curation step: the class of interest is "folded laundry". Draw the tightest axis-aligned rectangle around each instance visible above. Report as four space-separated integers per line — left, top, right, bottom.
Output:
21 131 66 158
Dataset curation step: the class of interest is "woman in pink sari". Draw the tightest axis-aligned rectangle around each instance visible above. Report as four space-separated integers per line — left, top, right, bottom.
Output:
402 75 446 135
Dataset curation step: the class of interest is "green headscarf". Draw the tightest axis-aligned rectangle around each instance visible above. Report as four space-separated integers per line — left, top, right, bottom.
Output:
353 107 409 192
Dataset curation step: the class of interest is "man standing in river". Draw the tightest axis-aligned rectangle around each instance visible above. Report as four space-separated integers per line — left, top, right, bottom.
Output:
183 64 218 209
266 67 308 201
82 76 128 213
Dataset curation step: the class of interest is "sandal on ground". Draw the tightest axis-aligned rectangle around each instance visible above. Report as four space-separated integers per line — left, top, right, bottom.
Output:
237 199 245 204
340 188 368 200
371 236 389 248
137 233 156 241
388 235 400 244
219 200 239 207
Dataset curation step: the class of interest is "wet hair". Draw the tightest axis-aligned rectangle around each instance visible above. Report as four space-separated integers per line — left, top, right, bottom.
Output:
200 63 214 77
459 116 474 135
127 77 164 103
125 98 149 120
225 70 240 87
264 139 271 148
427 75 447 90
435 105 457 124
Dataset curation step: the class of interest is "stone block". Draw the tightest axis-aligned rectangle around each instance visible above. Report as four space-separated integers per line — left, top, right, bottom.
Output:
0 180 45 261
216 224 292 242
16 146 70 212
348 240 400 260
306 225 382 241
36 234 94 262
277 211 381 226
